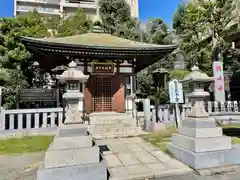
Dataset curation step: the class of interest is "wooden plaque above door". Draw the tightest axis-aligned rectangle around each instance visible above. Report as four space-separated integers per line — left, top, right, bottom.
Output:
91 62 115 75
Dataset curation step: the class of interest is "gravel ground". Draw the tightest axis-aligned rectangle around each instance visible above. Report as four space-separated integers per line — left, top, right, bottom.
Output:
0 152 44 180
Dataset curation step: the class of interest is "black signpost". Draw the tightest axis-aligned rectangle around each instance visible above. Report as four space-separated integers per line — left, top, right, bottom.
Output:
18 88 58 108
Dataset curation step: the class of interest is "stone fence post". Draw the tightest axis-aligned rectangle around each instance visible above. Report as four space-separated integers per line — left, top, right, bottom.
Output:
0 107 5 130
143 99 151 131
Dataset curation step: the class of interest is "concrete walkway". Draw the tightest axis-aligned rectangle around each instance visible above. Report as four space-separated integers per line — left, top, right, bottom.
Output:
95 137 193 180
2 136 240 180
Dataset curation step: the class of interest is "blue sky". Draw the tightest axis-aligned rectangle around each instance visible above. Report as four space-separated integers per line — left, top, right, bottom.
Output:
0 0 181 26
0 0 14 18
139 0 181 26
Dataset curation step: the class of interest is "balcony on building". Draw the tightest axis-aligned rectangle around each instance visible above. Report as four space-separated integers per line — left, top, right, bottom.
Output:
16 5 61 16
17 0 61 5
62 0 97 9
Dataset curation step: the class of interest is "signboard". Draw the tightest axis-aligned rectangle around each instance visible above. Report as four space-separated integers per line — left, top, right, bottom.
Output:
20 88 57 102
168 79 184 104
92 63 115 75
213 61 225 101
209 71 232 92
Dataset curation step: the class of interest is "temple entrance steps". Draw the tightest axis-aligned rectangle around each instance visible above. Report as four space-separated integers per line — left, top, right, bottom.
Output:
88 112 145 139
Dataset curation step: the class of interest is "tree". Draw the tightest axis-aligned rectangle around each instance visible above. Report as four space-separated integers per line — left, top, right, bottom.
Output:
173 3 186 35
175 0 236 74
99 0 142 41
180 2 211 73
44 16 61 36
199 0 236 62
56 9 92 37
146 18 169 45
170 69 190 80
136 18 180 103
99 0 131 33
0 10 50 108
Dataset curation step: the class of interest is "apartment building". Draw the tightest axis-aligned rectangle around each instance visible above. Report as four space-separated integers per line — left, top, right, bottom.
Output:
14 0 139 21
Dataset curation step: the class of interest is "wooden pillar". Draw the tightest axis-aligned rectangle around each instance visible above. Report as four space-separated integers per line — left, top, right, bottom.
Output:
132 59 137 93
84 59 88 74
82 82 86 115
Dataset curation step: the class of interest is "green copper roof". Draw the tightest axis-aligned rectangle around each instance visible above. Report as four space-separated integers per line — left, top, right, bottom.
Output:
22 32 178 50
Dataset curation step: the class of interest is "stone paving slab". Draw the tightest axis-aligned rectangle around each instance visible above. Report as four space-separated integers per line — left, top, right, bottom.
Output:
117 154 141 166
95 137 193 180
109 144 131 154
134 151 159 164
104 154 122 168
124 143 144 152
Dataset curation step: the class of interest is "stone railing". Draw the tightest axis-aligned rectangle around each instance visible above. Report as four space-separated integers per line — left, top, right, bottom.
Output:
1 100 240 132
0 108 64 131
137 101 240 128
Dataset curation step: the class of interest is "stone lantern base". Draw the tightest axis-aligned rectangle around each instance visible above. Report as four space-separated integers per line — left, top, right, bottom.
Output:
37 122 107 180
168 102 240 170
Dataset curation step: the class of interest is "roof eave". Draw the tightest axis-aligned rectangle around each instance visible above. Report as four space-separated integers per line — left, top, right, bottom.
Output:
20 36 178 52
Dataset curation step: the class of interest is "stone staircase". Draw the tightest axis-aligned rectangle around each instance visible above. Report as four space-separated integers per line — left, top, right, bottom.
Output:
89 112 144 139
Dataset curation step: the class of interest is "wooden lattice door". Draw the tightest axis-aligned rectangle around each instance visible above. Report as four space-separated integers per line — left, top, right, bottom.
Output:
93 76 112 112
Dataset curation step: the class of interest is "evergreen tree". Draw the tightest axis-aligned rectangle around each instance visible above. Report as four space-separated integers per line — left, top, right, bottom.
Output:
99 0 141 41
56 9 92 37
0 10 50 108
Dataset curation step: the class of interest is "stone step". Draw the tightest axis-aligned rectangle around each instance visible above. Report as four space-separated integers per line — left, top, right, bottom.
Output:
94 123 135 128
92 127 140 134
90 112 131 117
93 122 136 128
90 114 134 121
94 118 135 123
92 131 143 139
89 113 138 139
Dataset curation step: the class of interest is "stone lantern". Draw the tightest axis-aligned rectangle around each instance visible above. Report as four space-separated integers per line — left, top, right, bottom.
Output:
168 65 240 170
181 65 213 117
58 61 89 124
37 62 107 180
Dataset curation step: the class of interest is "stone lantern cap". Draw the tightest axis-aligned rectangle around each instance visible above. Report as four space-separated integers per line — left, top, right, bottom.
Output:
181 66 213 83
58 61 89 82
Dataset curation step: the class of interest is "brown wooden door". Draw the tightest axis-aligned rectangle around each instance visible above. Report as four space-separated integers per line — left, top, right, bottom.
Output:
93 76 112 112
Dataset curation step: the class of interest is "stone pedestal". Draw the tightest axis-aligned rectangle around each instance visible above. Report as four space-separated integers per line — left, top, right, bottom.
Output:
37 123 107 180
63 92 84 124
169 66 240 170
57 124 88 137
168 106 240 169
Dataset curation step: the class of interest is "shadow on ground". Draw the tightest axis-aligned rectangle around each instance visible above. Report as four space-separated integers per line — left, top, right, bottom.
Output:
223 128 240 138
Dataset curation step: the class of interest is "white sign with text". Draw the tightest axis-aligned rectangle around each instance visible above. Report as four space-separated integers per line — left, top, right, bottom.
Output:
168 79 184 104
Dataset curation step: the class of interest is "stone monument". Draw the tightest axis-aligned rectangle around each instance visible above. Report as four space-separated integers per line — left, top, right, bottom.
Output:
37 61 107 180
168 66 240 170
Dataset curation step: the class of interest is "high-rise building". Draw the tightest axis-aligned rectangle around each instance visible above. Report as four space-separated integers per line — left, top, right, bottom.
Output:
14 0 139 20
